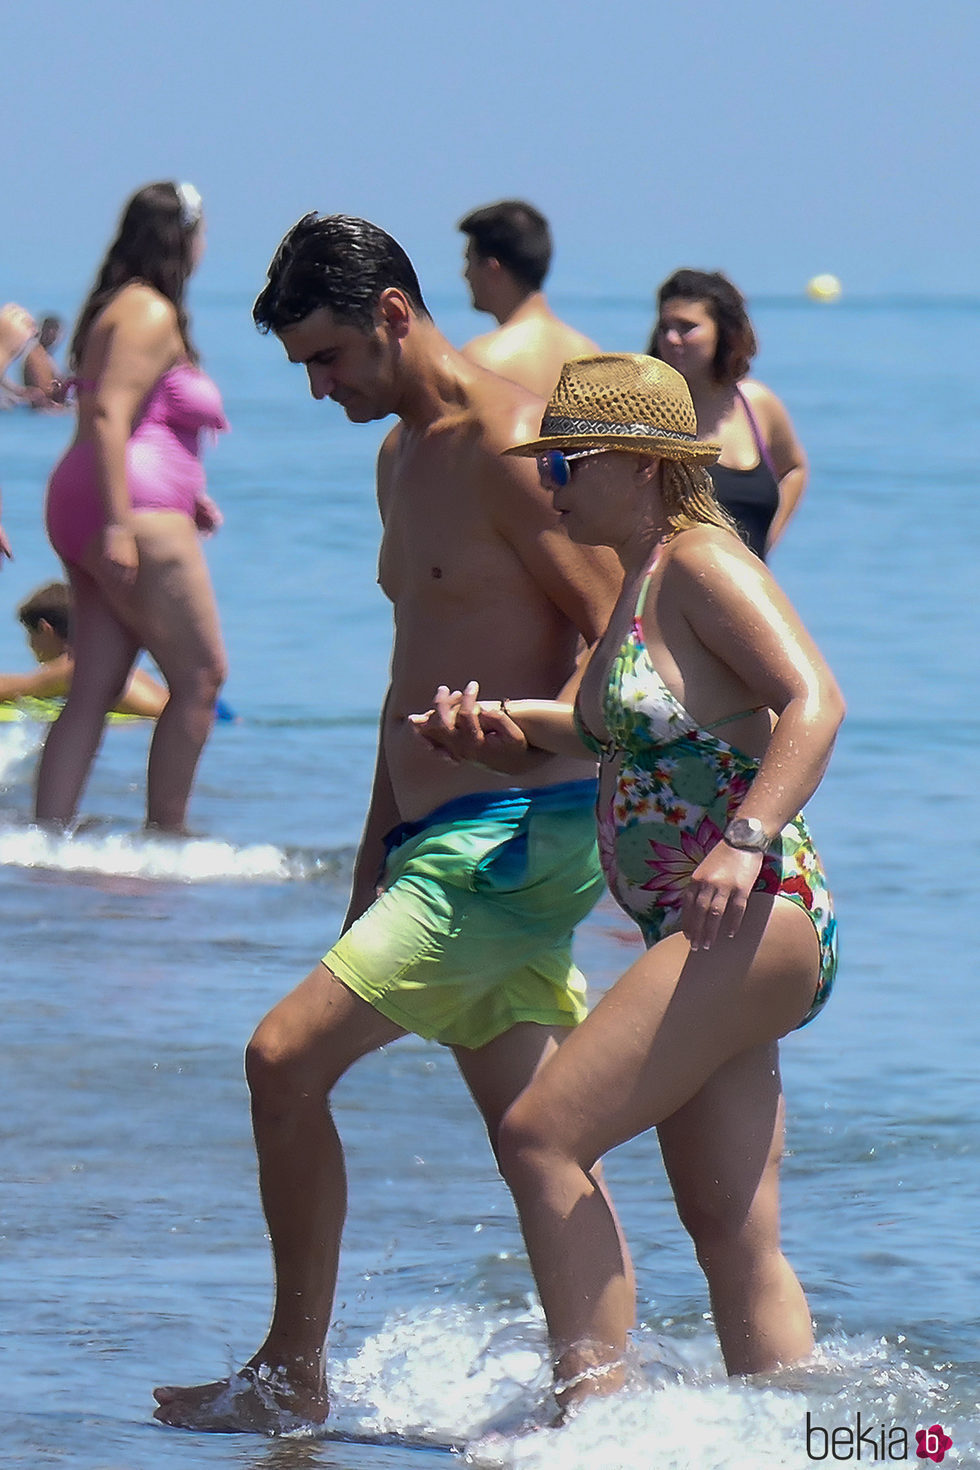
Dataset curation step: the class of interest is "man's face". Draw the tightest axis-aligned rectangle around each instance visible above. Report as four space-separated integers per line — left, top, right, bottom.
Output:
279 306 396 423
462 240 494 313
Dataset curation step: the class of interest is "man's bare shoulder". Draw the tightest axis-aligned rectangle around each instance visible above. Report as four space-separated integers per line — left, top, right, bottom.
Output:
461 327 506 367
376 422 405 517
463 308 597 399
464 363 544 456
545 317 599 361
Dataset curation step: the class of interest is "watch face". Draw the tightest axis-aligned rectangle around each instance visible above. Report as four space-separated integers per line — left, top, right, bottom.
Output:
726 818 768 850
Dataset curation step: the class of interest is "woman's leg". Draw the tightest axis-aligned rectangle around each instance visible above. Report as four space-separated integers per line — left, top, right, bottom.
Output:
34 564 140 824
658 1043 813 1375
103 512 226 832
496 896 818 1405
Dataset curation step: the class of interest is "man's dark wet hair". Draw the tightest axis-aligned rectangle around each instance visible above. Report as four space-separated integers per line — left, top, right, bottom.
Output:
253 214 431 334
648 269 759 384
18 581 71 641
457 200 552 292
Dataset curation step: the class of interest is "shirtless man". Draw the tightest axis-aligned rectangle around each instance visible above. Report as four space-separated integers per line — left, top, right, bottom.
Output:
458 200 598 397
152 213 622 1434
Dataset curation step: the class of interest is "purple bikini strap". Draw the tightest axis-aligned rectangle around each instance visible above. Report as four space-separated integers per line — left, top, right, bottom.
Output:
735 385 777 478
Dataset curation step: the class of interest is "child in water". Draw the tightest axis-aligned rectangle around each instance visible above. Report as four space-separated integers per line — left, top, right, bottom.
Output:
0 581 168 716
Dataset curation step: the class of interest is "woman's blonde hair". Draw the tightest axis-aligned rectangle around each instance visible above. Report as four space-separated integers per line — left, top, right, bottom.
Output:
660 460 742 539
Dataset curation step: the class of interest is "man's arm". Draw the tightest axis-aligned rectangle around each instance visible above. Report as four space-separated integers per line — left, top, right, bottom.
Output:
485 447 622 642
342 692 401 934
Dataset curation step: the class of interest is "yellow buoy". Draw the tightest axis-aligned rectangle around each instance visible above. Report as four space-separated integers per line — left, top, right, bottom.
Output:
806 273 842 302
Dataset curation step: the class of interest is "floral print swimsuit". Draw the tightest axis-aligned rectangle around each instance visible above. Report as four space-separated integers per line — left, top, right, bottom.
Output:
575 576 837 1027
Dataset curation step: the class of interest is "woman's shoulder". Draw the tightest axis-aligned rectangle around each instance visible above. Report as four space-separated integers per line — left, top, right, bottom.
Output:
737 376 794 433
96 283 179 338
737 376 781 412
660 524 758 588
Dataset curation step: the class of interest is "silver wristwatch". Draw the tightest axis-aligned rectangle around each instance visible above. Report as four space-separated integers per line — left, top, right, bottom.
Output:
723 816 770 852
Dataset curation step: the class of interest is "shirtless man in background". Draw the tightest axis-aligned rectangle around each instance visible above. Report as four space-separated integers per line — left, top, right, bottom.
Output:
152 213 623 1433
459 200 598 397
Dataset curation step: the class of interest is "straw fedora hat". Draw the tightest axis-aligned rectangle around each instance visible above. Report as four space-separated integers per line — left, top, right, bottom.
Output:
505 353 720 465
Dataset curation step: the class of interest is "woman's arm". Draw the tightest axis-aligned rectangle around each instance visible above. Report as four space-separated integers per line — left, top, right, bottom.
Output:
674 534 842 832
409 638 600 769
750 384 808 553
662 534 844 950
410 670 595 771
85 288 183 585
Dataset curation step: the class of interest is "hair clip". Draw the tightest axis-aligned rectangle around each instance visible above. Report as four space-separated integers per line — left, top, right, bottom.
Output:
175 182 203 230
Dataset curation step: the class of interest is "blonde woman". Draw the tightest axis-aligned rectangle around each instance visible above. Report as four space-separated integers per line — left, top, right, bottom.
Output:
412 354 843 1410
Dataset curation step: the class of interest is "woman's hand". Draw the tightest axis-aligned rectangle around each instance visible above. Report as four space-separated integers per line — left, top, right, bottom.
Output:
682 839 765 952
194 493 223 536
0 519 12 566
101 522 139 586
409 681 530 773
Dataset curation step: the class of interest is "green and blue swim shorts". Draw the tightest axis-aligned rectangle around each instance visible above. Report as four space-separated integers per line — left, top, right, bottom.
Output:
324 780 603 1050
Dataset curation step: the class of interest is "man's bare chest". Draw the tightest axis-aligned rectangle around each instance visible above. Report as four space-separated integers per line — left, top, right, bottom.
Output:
378 463 504 604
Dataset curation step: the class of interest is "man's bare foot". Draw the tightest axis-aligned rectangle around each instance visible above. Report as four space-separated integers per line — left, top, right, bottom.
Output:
152 1363 329 1435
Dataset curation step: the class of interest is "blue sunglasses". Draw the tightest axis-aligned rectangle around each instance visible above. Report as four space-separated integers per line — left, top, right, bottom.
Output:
536 448 606 487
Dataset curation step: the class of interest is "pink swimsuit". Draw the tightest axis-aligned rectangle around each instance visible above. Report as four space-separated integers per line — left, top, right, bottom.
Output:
45 363 228 564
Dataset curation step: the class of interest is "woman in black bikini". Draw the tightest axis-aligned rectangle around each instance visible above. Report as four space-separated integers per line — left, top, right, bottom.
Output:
648 269 807 560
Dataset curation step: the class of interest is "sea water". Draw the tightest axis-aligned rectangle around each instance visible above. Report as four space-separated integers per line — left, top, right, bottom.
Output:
0 290 977 1468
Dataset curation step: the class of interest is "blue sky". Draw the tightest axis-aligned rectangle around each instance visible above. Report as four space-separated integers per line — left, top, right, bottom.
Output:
2 0 976 304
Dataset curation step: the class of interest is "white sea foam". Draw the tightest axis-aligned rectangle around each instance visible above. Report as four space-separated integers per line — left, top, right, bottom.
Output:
324 1309 970 1468
0 724 43 788
328 1304 550 1446
0 821 326 883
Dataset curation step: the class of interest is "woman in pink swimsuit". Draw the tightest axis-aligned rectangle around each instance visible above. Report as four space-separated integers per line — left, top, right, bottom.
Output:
37 181 228 832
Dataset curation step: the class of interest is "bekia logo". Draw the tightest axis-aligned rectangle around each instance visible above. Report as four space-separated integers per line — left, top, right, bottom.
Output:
915 1425 954 1463
805 1412 954 1461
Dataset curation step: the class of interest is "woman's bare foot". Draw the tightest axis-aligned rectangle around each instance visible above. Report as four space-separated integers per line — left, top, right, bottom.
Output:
152 1362 328 1435
552 1347 626 1421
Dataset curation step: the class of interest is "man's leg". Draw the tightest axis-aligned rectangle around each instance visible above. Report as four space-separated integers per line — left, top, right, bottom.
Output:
452 1021 566 1147
153 964 405 1432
